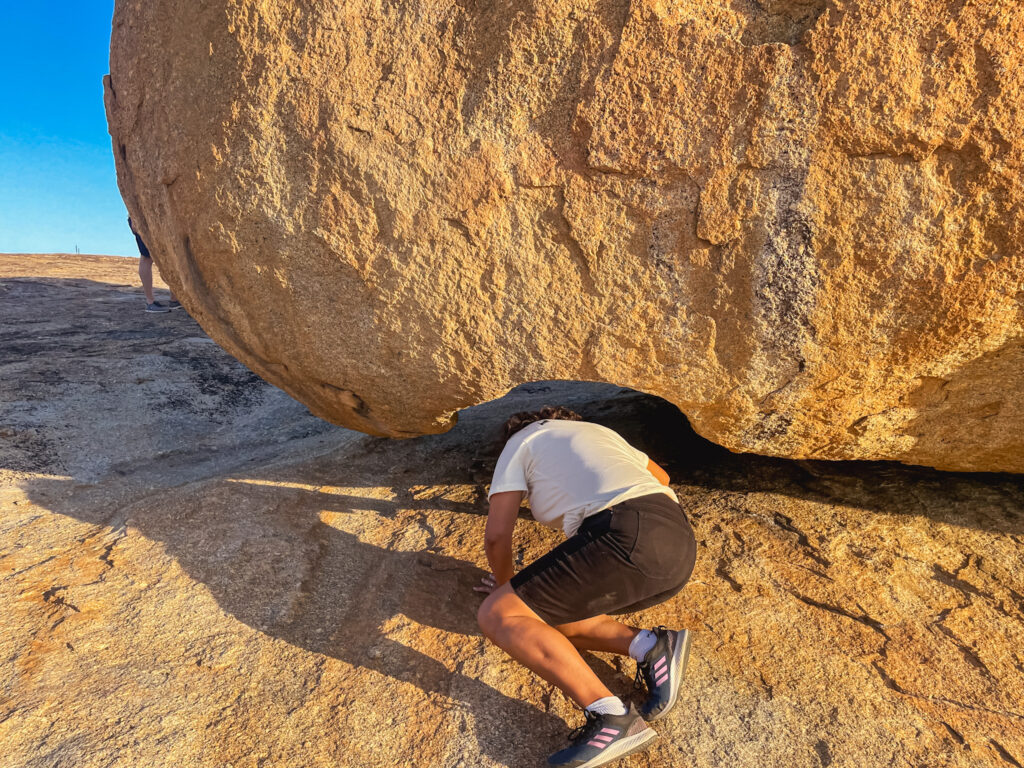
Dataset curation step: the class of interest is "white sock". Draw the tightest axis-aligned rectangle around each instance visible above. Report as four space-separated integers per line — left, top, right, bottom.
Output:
628 629 658 662
585 695 628 717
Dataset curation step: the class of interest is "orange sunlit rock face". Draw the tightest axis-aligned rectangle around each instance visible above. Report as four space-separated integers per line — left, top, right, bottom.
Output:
106 0 1024 472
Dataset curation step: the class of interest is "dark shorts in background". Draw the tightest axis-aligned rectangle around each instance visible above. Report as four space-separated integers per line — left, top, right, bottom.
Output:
510 492 697 626
135 233 151 259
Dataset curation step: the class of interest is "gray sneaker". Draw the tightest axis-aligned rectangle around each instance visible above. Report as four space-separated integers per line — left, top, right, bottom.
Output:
167 300 183 310
145 301 170 313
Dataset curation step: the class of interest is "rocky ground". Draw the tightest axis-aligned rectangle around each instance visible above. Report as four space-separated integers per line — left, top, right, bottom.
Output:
1 254 1022 768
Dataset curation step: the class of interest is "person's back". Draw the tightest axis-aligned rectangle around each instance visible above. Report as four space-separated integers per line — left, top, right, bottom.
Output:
489 418 677 537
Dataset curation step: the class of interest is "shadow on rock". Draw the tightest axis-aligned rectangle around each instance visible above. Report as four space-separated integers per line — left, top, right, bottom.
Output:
14 456 572 765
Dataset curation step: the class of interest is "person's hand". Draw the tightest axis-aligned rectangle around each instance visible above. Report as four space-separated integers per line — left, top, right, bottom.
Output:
474 572 498 595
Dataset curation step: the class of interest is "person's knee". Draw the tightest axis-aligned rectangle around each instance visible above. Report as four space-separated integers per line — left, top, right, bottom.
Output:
477 595 501 638
478 590 525 640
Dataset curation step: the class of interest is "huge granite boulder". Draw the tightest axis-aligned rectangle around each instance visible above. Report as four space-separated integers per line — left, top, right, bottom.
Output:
105 0 1024 472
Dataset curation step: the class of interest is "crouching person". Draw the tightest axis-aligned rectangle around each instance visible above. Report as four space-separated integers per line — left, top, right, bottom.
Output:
475 406 698 767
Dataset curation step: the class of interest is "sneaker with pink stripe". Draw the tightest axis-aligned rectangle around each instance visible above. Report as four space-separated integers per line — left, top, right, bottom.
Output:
548 704 657 767
634 626 693 722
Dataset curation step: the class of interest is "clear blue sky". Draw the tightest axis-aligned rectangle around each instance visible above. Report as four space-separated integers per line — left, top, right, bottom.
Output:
0 2 138 256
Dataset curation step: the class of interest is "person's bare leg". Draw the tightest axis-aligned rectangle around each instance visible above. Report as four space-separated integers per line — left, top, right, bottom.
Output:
478 583 613 708
555 614 640 656
151 259 176 302
139 256 155 303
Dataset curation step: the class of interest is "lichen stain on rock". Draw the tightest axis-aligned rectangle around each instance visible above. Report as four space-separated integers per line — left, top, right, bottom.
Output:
105 0 1024 472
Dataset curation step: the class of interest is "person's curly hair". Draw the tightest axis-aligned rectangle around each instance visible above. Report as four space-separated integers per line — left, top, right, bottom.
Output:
501 405 583 442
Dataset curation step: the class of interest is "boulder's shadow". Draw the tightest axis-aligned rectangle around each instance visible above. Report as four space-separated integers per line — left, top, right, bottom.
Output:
18 455 642 765
584 393 1024 538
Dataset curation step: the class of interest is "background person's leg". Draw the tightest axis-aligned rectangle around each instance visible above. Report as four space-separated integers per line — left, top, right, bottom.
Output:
150 259 176 303
478 583 614 708
555 614 639 656
139 256 155 304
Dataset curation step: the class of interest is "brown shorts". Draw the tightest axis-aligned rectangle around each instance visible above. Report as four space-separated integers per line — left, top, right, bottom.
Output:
509 492 697 626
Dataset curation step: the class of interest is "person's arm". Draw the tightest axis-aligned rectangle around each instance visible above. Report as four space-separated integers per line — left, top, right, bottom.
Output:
484 490 524 586
647 458 670 486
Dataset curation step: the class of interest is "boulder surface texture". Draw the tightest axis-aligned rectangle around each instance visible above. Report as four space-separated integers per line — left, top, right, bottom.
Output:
105 0 1024 472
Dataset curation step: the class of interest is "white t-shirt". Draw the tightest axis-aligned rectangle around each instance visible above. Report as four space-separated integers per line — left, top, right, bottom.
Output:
488 419 678 537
